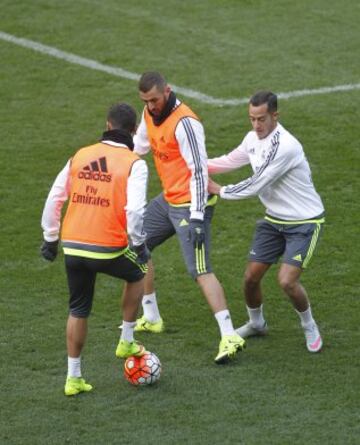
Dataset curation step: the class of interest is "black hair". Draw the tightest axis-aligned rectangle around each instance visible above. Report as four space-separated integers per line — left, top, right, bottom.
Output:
107 103 137 133
138 71 167 93
249 91 278 112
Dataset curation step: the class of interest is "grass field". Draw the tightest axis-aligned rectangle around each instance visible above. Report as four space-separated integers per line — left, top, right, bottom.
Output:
1 1 359 444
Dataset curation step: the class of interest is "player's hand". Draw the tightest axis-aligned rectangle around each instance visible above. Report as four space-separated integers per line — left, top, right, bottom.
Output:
208 177 222 195
133 243 151 265
189 219 205 249
40 240 59 262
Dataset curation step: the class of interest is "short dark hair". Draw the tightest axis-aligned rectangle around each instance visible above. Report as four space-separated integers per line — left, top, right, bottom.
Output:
250 91 278 113
138 71 167 93
107 103 137 133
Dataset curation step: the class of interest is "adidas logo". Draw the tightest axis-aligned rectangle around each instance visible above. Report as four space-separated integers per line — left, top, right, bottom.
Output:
292 254 302 262
179 219 189 227
78 157 112 182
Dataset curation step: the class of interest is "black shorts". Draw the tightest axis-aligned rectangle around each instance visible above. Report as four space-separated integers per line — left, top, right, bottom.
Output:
65 250 145 318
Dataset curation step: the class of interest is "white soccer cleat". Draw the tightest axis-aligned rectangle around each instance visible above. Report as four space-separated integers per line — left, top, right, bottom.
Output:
236 321 268 338
302 322 323 352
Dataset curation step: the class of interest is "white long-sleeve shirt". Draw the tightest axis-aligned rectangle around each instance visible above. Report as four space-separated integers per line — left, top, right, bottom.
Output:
134 101 208 221
208 123 324 221
41 141 148 246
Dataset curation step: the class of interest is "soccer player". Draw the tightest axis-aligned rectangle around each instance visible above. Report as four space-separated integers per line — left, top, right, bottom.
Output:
132 71 245 364
41 103 151 396
208 91 324 353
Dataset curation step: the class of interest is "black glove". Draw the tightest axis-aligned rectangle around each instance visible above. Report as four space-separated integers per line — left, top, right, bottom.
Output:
40 240 59 262
188 219 205 249
133 243 151 265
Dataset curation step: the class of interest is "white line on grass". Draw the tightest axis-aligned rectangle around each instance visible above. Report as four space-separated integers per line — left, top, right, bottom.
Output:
1 30 359 106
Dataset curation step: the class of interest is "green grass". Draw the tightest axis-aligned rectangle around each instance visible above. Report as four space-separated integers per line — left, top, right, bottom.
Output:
1 1 360 444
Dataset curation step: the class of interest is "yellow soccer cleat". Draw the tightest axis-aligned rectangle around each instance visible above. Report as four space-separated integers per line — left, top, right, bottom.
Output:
64 377 93 396
214 334 246 364
134 315 164 334
115 339 146 358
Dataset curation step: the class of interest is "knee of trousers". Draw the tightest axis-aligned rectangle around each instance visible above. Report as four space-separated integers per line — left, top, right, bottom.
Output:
69 298 93 318
69 308 90 318
188 265 213 280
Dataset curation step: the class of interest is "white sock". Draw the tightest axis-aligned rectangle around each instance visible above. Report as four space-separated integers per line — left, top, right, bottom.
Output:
142 292 161 323
68 356 81 378
247 305 266 327
121 321 136 342
215 309 236 336
296 306 315 327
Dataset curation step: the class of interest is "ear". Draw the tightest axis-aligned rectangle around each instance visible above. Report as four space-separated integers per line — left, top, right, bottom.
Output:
164 85 171 98
106 120 112 130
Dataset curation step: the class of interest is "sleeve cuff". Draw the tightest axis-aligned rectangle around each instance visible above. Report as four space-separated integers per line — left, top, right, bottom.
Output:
190 211 204 221
43 233 59 242
219 187 227 199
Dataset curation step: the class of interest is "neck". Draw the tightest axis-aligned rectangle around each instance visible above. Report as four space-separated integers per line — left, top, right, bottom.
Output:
101 129 134 150
149 91 177 126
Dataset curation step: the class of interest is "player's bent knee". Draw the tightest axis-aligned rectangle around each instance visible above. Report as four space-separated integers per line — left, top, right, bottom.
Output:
278 275 297 293
244 271 261 288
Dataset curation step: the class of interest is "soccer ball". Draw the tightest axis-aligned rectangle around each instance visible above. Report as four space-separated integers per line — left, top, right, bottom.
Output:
124 352 162 386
